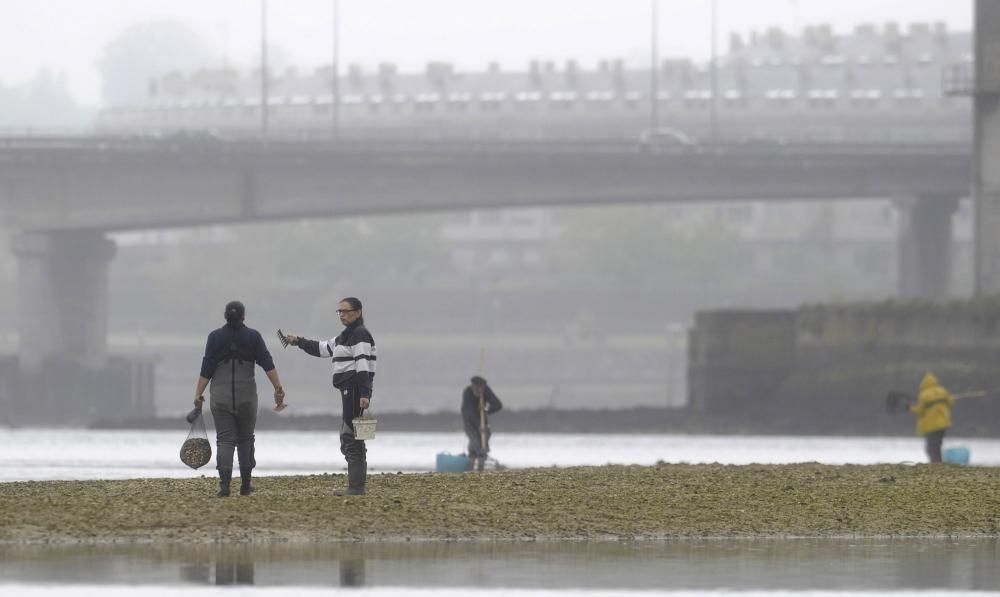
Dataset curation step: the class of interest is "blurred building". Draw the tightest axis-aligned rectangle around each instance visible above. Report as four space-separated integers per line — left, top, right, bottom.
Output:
96 21 970 144
441 209 558 272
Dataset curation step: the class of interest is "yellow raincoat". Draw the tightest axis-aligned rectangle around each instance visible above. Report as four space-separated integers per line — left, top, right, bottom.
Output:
909 372 955 435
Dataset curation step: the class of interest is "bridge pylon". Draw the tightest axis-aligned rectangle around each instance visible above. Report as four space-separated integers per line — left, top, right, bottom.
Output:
896 194 959 300
13 232 115 372
974 0 1000 295
7 231 154 424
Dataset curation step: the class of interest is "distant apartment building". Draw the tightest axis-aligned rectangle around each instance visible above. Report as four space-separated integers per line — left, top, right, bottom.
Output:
98 21 969 143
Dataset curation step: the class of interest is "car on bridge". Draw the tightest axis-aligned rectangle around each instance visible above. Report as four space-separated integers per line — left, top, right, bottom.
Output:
637 127 698 153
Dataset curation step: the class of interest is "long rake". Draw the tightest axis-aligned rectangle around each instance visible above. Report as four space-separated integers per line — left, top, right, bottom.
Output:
884 388 994 413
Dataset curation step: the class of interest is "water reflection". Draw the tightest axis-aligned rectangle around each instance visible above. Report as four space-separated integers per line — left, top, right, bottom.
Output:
179 548 256 586
177 545 365 588
141 544 365 588
0 539 998 591
340 557 366 587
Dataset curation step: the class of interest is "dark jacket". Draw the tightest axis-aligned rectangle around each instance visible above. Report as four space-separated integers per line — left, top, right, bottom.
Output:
199 323 275 378
462 384 502 420
199 322 275 410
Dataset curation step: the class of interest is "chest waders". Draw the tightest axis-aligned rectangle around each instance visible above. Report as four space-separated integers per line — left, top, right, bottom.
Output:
209 331 258 497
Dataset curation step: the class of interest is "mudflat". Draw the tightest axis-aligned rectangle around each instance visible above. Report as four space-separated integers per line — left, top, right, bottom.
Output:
1 463 998 544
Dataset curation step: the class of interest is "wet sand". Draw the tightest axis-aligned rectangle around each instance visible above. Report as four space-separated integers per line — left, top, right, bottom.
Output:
1 463 998 544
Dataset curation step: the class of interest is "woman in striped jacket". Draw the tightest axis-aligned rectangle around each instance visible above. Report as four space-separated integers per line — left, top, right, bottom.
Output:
284 297 376 495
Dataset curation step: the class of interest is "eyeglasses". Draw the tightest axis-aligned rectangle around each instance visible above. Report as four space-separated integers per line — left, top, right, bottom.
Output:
336 309 358 315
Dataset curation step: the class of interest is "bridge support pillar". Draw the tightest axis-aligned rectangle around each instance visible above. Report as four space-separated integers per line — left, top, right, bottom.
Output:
5 231 153 425
974 0 1000 295
13 231 116 372
897 195 958 300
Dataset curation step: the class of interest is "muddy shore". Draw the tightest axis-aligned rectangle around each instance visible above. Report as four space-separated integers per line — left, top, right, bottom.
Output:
1 463 998 544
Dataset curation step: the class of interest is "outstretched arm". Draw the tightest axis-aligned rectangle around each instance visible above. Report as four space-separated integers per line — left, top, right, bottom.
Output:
283 334 327 358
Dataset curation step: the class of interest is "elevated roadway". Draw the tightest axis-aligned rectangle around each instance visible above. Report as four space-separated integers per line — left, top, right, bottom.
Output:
0 137 970 232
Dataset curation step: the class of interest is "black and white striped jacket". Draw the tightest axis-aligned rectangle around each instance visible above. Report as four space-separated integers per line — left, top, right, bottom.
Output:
297 318 376 397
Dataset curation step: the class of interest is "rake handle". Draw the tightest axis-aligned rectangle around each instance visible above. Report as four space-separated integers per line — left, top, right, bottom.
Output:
955 390 989 400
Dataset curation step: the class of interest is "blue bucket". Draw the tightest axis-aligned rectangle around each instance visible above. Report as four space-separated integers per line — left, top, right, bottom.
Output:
942 446 970 466
435 452 472 473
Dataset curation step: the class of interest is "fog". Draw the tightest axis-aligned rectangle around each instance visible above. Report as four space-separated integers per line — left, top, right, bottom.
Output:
0 1 979 426
0 1 971 106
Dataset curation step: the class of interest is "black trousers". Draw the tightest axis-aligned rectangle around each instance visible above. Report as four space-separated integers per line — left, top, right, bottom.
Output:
339 384 367 465
463 413 490 458
925 429 946 463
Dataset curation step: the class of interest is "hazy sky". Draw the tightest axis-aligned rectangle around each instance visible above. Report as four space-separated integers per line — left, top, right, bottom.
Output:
1 0 971 106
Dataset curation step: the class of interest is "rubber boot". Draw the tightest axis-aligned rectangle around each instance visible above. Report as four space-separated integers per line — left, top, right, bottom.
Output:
239 467 255 496
217 467 232 497
336 462 367 496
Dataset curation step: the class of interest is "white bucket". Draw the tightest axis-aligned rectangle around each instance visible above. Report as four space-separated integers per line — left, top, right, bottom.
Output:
352 416 377 440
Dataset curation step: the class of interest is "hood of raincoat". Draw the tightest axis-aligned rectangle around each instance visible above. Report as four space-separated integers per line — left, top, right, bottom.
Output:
919 372 939 392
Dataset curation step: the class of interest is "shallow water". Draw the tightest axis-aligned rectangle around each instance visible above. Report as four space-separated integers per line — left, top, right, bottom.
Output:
0 539 998 593
2 429 999 482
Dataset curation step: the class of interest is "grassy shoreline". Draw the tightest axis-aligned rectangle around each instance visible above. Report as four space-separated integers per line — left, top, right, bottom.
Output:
2 463 998 544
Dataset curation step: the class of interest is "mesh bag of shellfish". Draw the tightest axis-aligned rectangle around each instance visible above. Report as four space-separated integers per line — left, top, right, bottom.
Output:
179 406 212 469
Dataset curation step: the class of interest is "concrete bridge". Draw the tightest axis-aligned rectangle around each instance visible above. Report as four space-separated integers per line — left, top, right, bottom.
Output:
1 138 969 232
0 136 973 424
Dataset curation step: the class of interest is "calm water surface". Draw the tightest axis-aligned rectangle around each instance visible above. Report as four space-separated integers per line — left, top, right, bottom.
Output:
1 539 998 594
3 429 1000 481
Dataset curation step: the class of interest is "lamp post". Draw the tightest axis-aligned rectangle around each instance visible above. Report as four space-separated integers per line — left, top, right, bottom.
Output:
260 0 269 138
709 0 718 142
650 0 660 133
332 0 341 139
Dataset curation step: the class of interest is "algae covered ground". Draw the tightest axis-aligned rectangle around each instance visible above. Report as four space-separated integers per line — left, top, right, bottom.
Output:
1 463 998 544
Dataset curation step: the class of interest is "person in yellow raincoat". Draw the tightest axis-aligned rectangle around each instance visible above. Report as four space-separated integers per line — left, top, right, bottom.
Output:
909 372 955 463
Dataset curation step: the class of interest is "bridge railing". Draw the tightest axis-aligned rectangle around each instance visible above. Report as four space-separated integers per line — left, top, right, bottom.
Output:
0 135 971 157
0 134 972 160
